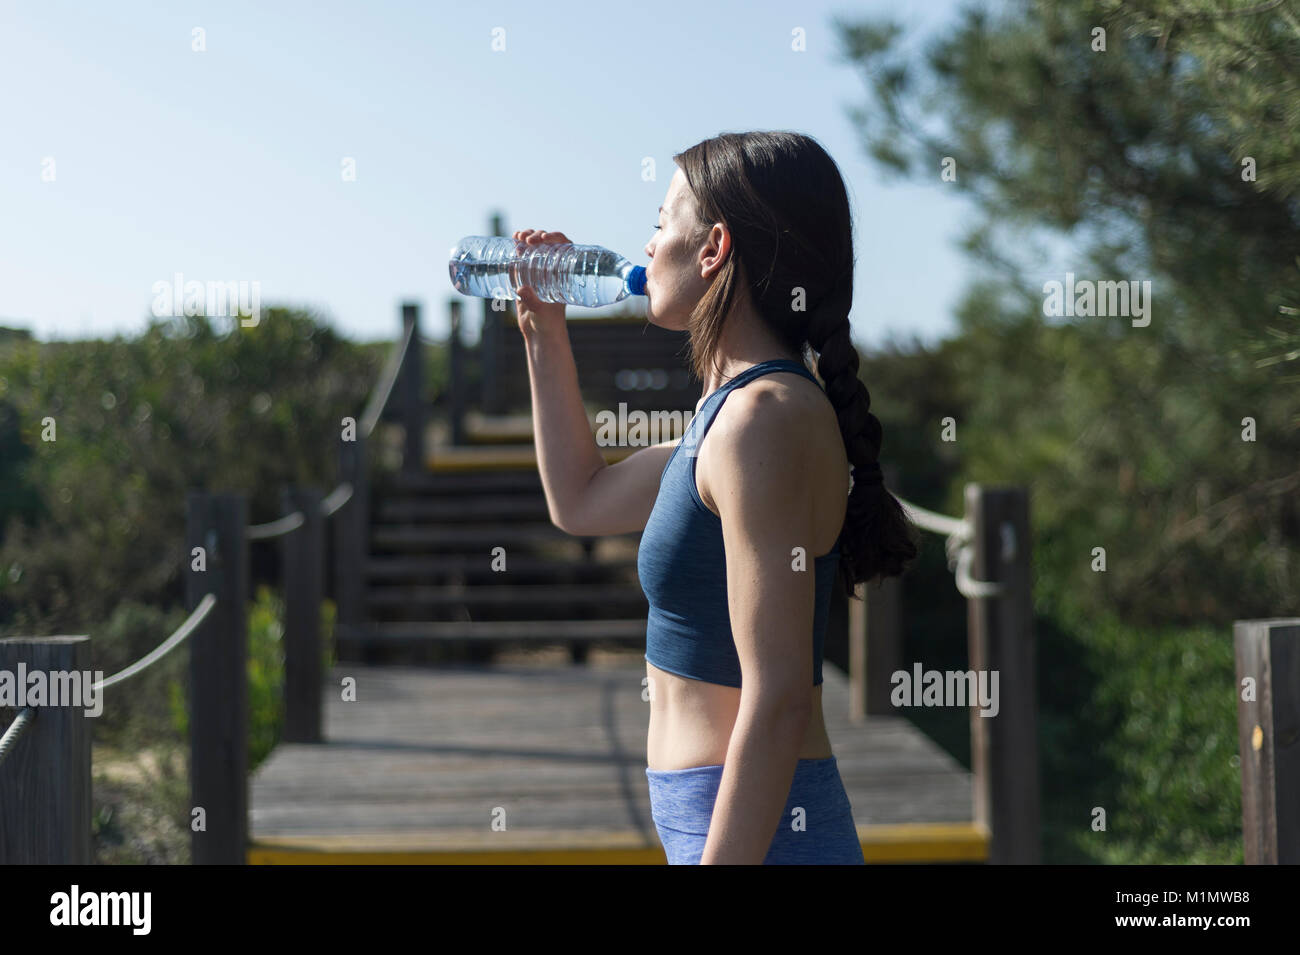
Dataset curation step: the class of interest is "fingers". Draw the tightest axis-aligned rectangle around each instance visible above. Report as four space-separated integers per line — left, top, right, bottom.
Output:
512 229 570 246
515 284 539 308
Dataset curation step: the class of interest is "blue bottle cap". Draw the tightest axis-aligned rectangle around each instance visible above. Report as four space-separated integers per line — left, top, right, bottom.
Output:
626 265 647 296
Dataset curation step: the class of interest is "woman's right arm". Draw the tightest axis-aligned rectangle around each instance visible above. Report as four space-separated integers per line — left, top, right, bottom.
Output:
514 228 678 538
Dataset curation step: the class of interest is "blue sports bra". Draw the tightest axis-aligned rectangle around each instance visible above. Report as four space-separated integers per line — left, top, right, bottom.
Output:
638 359 842 688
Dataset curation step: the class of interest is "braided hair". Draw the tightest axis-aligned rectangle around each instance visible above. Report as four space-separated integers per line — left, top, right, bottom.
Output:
672 131 919 594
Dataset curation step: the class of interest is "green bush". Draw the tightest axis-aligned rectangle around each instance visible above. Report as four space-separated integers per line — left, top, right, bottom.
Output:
90 600 190 747
166 587 337 771
1039 609 1242 864
0 309 384 640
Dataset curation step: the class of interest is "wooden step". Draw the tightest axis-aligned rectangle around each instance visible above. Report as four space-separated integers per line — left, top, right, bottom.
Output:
364 555 639 582
375 496 551 523
423 445 637 472
364 583 647 611
370 524 583 550
384 470 544 494
459 410 693 446
336 619 647 642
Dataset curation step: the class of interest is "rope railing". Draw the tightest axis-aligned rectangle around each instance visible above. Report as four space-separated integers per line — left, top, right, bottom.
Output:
245 481 353 540
243 313 413 543
13 327 407 715
321 481 353 516
0 594 219 772
0 707 35 770
898 497 970 541
79 328 410 687
92 593 218 692
896 494 1004 599
360 318 416 440
246 511 306 540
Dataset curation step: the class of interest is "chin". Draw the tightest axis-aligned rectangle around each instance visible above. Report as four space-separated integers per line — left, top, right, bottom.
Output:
644 303 688 333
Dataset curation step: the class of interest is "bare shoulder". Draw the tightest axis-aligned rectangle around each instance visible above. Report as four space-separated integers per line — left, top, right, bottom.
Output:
697 372 847 513
714 372 840 450
713 375 814 442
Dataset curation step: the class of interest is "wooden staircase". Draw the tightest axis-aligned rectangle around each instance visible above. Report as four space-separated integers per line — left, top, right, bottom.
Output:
335 464 649 664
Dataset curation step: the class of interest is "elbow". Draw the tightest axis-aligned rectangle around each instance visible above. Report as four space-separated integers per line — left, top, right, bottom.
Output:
551 504 586 537
549 470 601 536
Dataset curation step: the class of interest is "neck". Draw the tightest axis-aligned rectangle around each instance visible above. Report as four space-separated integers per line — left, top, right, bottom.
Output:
700 302 804 398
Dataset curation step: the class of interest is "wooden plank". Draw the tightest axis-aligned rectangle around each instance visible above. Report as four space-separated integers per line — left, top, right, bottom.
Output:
459 410 693 446
364 555 638 581
249 657 979 861
336 620 648 642
376 496 552 522
364 583 647 610
387 470 543 493
424 445 637 472
370 524 575 549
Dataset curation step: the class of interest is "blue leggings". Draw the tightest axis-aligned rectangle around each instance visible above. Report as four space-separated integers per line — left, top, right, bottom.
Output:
645 756 865 864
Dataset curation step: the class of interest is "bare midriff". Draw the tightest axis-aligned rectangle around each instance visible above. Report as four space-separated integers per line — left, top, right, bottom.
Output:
645 660 834 771
644 369 844 772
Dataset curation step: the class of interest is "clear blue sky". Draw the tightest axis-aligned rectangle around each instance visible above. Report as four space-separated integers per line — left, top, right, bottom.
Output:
0 0 978 350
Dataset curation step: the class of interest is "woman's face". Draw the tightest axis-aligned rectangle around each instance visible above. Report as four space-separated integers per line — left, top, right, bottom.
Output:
643 167 715 331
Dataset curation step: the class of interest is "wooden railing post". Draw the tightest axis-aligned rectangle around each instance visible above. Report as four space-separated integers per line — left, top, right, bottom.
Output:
400 302 425 476
0 636 92 863
335 433 368 637
448 299 467 446
482 211 506 415
858 576 903 719
850 462 904 720
1234 618 1300 864
282 486 324 744
966 483 1039 864
186 491 249 865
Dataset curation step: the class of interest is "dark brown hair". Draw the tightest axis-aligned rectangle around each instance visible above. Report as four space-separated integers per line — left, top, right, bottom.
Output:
672 130 918 592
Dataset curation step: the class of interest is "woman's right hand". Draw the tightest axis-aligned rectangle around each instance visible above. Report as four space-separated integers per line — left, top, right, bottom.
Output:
512 229 569 336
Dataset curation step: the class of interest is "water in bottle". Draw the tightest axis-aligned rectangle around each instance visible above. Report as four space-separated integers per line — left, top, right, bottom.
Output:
448 235 647 309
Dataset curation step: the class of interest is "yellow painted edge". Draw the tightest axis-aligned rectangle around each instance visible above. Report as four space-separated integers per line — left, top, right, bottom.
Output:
247 822 989 865
459 424 690 445
249 847 668 865
427 446 636 471
858 822 991 862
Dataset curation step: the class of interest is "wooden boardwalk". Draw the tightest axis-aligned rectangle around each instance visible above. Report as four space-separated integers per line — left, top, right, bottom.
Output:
248 651 985 864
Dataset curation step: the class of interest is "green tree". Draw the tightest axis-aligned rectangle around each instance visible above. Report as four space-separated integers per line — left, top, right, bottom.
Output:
837 0 1300 626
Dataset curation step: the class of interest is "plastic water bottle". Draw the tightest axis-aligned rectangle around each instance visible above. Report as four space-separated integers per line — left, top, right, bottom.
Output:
448 235 647 308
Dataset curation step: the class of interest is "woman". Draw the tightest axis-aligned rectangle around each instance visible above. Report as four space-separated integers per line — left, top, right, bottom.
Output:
513 131 918 864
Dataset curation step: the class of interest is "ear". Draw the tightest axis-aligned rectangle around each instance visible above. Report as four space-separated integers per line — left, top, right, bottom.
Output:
699 222 731 280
